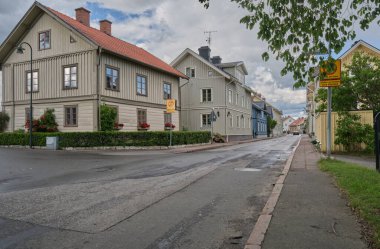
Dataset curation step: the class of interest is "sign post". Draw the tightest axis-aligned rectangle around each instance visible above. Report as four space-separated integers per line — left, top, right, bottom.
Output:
166 99 176 147
320 59 341 158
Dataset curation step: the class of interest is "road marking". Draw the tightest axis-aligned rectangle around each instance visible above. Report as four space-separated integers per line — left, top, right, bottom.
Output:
234 168 262 172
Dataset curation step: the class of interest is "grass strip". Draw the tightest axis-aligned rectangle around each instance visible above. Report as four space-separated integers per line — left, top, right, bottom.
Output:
319 159 380 248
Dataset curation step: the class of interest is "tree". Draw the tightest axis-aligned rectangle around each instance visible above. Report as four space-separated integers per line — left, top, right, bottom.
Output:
199 0 380 87
100 104 118 131
315 53 380 113
334 113 374 152
0 112 10 132
267 116 278 137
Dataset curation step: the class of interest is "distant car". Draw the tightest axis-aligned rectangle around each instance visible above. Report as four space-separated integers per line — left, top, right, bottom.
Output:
293 131 300 135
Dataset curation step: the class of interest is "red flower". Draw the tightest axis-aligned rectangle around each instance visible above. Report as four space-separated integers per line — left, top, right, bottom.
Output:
139 122 150 129
164 122 175 128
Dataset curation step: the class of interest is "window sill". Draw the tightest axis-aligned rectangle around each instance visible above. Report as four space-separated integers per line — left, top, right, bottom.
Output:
105 88 120 92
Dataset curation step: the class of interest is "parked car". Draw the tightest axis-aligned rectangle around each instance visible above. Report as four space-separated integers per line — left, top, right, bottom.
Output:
293 131 300 135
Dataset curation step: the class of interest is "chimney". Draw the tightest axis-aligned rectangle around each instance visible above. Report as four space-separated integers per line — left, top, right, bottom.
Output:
99 20 112 36
198 46 211 61
75 7 91 26
211 56 222 64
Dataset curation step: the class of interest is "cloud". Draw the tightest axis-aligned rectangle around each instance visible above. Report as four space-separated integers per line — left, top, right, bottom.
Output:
1 0 380 116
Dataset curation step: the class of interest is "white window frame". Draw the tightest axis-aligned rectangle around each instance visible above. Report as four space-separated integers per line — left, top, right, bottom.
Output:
186 67 196 78
201 113 211 127
201 88 212 103
228 89 232 104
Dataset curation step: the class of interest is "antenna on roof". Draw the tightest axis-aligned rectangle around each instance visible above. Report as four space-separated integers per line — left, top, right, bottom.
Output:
204 30 217 47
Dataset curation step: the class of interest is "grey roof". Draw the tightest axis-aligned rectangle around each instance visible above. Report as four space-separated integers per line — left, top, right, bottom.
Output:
253 101 265 110
266 106 273 116
215 61 248 75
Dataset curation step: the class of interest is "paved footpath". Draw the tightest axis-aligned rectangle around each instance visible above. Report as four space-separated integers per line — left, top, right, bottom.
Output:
261 136 367 249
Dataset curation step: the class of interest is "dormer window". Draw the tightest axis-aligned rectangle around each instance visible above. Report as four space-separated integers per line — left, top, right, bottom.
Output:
39 30 51 50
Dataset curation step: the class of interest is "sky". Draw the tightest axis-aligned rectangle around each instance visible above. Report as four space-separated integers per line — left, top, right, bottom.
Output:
0 0 379 118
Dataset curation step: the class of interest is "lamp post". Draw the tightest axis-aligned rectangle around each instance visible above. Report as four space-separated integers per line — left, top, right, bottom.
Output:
306 86 315 136
16 42 33 149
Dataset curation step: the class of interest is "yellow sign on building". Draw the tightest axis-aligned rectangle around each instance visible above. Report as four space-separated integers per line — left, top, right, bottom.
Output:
320 59 341 87
166 99 176 113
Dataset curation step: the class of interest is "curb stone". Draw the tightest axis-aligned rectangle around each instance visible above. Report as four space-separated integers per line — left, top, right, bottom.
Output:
244 137 302 249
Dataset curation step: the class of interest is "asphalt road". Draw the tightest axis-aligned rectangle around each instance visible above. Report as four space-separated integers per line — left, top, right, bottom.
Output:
0 135 300 249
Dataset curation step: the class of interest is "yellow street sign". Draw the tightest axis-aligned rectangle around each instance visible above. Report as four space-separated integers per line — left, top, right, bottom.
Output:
166 99 176 113
320 59 341 87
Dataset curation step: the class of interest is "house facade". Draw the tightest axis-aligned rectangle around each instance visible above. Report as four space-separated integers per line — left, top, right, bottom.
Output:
282 116 295 133
252 101 268 138
0 3 186 132
171 46 253 141
289 117 305 134
267 103 283 137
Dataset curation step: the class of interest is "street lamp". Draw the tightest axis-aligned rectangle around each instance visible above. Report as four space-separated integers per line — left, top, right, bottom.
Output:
16 42 33 149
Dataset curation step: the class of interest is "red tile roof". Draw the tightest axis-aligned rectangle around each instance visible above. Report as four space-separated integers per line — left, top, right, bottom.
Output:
46 7 186 79
289 117 305 127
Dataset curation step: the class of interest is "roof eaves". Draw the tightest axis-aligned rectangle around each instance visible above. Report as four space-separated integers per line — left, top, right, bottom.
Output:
41 4 99 48
171 48 231 80
339 40 380 60
103 49 187 79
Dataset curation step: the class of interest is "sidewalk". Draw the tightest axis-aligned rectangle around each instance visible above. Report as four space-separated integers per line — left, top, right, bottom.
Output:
261 136 367 249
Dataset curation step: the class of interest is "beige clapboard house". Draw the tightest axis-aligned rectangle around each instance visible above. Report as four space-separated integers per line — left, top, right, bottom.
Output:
0 2 186 132
171 46 253 141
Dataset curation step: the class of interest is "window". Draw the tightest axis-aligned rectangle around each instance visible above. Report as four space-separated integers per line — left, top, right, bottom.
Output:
229 115 233 127
164 112 172 124
26 71 38 92
63 65 77 89
137 109 147 125
228 90 232 104
208 71 213 77
241 96 244 107
136 74 147 96
202 88 212 102
65 106 77 127
186 67 196 77
235 93 238 105
106 66 119 90
163 82 172 99
236 116 240 128
202 114 211 127
39 30 51 50
243 117 246 128
70 35 76 43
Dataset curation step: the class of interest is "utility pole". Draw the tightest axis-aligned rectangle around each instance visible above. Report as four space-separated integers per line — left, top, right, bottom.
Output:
204 30 217 47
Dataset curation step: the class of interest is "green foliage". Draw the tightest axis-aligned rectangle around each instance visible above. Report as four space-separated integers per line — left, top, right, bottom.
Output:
25 109 59 132
39 108 59 132
0 112 10 132
199 0 380 87
100 104 117 131
315 53 380 113
334 113 374 152
0 131 211 147
319 159 380 248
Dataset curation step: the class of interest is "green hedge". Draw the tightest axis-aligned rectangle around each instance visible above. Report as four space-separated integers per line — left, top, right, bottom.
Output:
0 131 211 148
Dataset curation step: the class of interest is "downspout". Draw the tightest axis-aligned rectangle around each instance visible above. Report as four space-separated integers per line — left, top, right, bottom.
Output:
225 79 234 142
179 79 190 130
12 64 15 131
96 47 102 131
